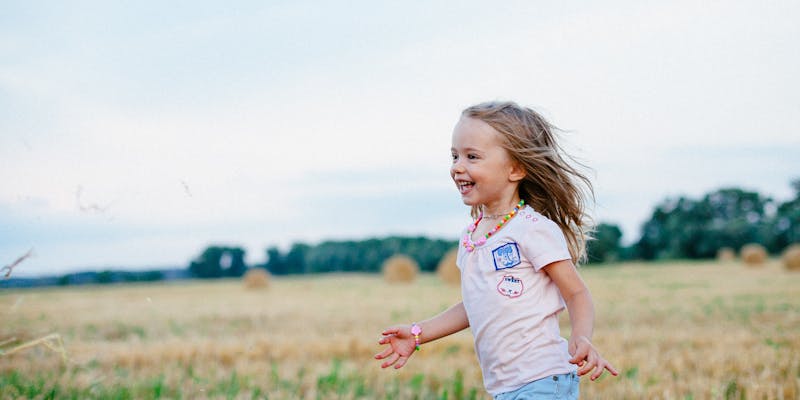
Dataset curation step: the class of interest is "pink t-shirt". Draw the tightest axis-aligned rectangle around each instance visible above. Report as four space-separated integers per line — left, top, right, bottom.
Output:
456 205 575 395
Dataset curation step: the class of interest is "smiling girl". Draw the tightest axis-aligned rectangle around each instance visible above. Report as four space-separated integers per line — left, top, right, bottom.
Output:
375 101 617 399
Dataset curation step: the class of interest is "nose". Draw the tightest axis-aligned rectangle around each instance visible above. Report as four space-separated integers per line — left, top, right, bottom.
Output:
450 159 464 175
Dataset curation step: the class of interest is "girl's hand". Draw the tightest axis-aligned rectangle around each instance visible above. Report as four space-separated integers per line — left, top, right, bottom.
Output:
568 335 619 381
374 325 417 369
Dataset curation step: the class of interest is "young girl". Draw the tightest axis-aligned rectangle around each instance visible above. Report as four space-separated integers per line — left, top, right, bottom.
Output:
375 101 618 399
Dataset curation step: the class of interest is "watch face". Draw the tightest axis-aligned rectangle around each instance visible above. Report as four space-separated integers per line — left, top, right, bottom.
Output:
411 325 421 335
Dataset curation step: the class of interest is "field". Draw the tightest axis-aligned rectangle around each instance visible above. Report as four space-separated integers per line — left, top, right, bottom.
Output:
1 260 799 399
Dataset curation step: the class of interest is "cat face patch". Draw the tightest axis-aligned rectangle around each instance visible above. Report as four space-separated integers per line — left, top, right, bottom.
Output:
497 275 524 298
492 242 521 270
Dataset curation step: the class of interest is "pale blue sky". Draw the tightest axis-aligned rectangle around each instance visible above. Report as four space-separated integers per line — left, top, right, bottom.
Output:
2 1 798 276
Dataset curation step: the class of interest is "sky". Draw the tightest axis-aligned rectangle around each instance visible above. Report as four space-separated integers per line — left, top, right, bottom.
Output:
1 0 798 277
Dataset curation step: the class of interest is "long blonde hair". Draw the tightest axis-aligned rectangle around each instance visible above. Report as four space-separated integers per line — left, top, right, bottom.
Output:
462 101 594 264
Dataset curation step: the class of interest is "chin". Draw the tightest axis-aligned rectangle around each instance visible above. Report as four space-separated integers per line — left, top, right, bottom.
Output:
460 197 478 206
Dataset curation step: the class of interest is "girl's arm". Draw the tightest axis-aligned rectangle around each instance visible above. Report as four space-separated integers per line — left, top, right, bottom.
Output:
543 259 619 381
374 301 469 369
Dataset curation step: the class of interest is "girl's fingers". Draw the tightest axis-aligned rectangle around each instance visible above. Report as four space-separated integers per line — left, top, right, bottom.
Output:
577 352 597 376
578 362 595 376
569 344 588 364
569 347 587 364
591 359 615 380
590 363 605 380
374 346 393 360
380 352 400 369
394 355 409 369
603 360 619 376
604 361 619 376
382 327 400 336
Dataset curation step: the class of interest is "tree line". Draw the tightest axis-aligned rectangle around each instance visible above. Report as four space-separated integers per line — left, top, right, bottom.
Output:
634 181 799 260
188 180 800 277
5 181 796 287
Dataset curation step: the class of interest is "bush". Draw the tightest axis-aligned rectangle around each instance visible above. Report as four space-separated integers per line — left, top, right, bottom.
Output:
740 243 767 267
382 255 419 283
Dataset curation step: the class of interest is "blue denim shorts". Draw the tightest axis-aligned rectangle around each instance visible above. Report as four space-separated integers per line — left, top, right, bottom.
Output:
493 372 579 400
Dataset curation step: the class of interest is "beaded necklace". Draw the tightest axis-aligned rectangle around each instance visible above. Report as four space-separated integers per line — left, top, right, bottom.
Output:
462 199 525 252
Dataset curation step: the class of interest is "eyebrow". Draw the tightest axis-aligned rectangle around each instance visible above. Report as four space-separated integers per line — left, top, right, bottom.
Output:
451 146 483 153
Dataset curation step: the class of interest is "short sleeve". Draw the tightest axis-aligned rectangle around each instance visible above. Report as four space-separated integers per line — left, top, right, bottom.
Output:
519 217 571 271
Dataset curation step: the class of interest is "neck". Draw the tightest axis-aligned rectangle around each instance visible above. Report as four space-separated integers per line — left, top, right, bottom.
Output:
482 198 523 218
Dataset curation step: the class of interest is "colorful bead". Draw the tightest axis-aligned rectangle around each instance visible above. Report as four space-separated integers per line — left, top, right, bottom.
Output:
462 200 525 252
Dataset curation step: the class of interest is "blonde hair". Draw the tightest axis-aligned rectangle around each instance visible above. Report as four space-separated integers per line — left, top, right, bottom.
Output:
462 101 594 264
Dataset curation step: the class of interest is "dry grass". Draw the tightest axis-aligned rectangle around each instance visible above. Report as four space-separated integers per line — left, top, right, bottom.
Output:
1 260 799 399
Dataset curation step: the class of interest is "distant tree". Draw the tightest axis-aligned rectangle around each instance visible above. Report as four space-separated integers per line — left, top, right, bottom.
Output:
265 246 287 275
635 188 772 259
768 179 800 251
96 270 114 284
189 246 248 278
225 248 247 277
140 270 164 282
587 223 623 263
285 243 310 274
265 236 457 275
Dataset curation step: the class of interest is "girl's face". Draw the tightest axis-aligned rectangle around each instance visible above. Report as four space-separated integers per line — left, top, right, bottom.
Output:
450 116 524 211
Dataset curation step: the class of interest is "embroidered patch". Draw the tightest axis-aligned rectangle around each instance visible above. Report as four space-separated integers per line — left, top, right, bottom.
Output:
492 242 521 270
497 275 524 298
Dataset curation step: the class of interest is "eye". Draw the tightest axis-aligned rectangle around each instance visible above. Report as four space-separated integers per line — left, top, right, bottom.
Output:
451 153 458 162
467 153 478 160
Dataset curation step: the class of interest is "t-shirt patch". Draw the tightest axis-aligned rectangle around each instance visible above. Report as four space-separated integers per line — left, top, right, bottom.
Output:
492 242 521 270
496 275 523 298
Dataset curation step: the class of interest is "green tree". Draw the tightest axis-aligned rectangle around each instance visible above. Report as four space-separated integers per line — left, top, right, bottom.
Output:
636 188 772 260
264 247 287 275
587 223 623 263
189 246 248 278
768 179 800 251
285 243 310 274
265 236 457 275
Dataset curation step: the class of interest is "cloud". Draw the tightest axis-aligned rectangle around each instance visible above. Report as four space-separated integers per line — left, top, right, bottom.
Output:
1 0 798 273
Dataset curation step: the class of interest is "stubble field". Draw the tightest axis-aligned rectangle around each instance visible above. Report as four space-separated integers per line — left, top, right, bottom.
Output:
1 260 799 399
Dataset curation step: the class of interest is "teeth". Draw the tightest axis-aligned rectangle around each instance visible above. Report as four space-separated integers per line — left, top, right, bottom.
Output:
457 181 474 191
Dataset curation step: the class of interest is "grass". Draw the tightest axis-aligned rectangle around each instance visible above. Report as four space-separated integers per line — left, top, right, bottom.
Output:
1 260 799 399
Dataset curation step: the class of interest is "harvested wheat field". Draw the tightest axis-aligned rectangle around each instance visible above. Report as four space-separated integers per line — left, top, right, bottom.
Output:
2 260 799 399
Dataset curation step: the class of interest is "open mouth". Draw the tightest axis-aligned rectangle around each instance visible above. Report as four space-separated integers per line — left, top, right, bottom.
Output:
456 180 474 194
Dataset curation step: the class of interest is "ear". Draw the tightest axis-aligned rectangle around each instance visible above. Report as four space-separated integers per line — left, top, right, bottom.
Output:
508 161 526 182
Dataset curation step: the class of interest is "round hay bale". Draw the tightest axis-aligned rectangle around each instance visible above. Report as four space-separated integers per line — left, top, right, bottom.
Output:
243 268 270 289
740 243 767 267
782 244 800 271
716 247 736 262
382 254 419 283
436 248 460 285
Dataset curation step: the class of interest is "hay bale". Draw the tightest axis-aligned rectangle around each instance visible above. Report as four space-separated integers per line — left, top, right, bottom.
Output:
243 268 270 289
716 247 736 262
436 248 460 285
740 243 768 267
382 255 419 283
782 244 800 271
